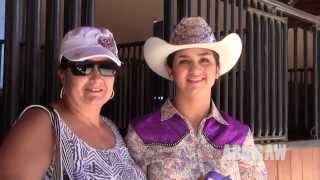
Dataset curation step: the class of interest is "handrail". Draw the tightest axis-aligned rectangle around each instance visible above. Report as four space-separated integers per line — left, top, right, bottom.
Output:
118 41 144 48
259 0 320 25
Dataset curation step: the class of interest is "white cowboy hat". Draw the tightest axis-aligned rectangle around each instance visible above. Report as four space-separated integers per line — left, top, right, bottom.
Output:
144 17 242 80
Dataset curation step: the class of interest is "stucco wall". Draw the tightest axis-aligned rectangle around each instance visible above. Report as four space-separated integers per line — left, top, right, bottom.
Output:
95 0 163 43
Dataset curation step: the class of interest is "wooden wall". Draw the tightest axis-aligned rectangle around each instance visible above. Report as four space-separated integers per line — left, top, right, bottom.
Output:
265 147 320 180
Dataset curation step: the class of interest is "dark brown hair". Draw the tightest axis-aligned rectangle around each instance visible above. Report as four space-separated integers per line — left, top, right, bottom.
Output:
166 50 220 68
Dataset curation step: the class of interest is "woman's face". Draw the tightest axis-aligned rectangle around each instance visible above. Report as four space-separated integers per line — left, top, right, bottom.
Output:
60 57 116 107
167 48 220 96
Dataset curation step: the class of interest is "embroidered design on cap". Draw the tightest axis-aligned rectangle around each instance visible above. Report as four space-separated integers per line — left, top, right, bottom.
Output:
97 36 118 57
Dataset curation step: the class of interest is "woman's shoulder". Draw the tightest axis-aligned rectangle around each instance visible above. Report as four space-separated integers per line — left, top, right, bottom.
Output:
9 104 54 144
0 105 55 178
17 104 54 127
128 110 189 146
203 112 250 148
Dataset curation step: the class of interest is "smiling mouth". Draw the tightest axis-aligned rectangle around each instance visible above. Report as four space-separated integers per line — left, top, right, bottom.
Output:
87 88 103 93
187 78 204 83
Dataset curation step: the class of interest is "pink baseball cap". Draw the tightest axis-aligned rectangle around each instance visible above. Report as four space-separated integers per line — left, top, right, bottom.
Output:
59 26 121 67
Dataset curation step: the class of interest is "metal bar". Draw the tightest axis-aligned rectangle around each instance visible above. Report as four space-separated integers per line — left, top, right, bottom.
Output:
64 0 81 34
128 47 133 120
139 46 144 116
254 136 287 141
81 0 95 26
120 59 126 130
45 0 62 103
259 0 320 25
197 0 201 16
277 19 283 136
231 0 236 117
118 60 124 127
247 10 255 134
280 22 289 138
214 0 221 108
314 28 319 139
239 0 244 121
0 40 4 88
246 8 287 23
245 0 251 8
123 47 130 128
271 18 276 136
222 0 229 112
116 49 122 124
144 63 151 113
164 0 173 45
113 75 118 123
252 0 257 8
255 14 262 137
132 46 138 118
25 0 41 105
118 41 145 48
303 28 309 130
177 0 188 21
2 0 21 130
293 27 299 128
206 0 213 26
263 16 270 137
120 48 128 128
187 0 192 17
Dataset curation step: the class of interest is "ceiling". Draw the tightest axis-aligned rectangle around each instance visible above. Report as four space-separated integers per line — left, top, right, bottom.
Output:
279 0 320 15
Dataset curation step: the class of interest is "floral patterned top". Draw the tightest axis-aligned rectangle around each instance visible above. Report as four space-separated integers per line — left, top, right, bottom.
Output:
125 99 267 180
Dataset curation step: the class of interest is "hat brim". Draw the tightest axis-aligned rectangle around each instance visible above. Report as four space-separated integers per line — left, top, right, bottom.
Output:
144 33 242 80
61 46 121 67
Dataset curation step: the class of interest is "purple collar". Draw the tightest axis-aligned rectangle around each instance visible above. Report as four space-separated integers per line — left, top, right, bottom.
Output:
131 111 249 148
131 111 189 146
202 112 249 149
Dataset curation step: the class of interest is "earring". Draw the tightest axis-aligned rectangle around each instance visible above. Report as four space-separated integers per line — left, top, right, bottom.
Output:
110 89 115 99
59 87 64 99
169 73 173 80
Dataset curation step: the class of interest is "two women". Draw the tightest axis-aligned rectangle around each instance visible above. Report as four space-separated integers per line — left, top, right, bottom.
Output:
126 17 267 180
0 27 145 179
0 17 267 180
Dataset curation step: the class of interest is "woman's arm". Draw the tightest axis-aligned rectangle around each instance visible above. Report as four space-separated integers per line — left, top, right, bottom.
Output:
0 108 55 180
238 130 267 180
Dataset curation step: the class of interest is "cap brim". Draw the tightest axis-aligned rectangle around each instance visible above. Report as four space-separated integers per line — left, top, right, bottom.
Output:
61 46 121 67
144 33 242 80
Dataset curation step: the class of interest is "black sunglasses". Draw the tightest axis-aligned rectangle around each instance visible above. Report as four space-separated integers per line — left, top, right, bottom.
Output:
60 57 119 77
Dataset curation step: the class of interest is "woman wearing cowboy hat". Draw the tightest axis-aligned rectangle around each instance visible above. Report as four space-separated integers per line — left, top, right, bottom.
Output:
126 17 267 180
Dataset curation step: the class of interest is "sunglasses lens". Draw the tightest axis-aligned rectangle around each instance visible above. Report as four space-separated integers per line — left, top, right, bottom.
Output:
99 62 117 76
99 68 117 76
71 63 94 76
63 58 119 76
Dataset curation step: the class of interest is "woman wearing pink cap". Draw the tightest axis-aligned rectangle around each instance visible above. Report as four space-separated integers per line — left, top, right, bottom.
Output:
126 17 267 180
0 27 146 180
